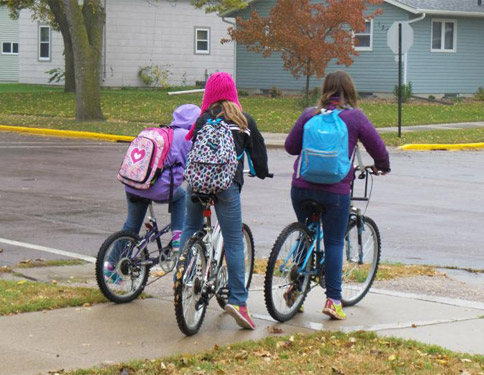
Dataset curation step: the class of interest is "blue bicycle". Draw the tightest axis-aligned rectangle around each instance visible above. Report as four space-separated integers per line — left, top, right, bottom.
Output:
264 163 381 322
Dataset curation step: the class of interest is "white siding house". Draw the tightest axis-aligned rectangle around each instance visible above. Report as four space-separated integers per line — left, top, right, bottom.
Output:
0 6 19 82
7 0 234 86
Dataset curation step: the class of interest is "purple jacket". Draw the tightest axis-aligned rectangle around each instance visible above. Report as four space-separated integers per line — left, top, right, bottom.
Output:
285 105 390 195
125 127 192 201
124 104 200 201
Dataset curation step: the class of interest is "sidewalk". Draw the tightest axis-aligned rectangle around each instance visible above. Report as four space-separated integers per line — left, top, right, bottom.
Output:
1 264 483 375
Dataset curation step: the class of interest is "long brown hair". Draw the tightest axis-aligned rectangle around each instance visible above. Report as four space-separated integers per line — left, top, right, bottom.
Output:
316 71 358 113
210 100 248 132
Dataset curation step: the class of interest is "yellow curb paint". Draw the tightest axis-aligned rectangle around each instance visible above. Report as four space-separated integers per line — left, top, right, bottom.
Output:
399 142 484 151
0 125 134 143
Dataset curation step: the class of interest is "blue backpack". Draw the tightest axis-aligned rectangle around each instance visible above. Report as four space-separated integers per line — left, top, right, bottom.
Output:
297 109 351 184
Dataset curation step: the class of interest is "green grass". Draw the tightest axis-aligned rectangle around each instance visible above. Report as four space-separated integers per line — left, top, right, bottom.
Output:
0 279 106 315
381 128 484 146
15 259 86 268
1 84 483 135
67 331 484 375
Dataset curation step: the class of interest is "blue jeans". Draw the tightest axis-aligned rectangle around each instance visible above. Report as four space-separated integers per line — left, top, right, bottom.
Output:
179 184 247 306
122 187 186 234
291 186 350 301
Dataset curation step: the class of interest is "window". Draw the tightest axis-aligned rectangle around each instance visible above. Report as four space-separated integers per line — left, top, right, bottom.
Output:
39 25 51 61
431 19 456 52
195 27 210 54
1 42 19 55
354 20 373 51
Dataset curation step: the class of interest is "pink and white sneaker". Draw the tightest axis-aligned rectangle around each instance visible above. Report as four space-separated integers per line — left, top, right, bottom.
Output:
225 304 256 330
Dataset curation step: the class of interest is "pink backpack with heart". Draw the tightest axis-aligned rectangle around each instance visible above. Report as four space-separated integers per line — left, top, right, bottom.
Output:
117 127 173 189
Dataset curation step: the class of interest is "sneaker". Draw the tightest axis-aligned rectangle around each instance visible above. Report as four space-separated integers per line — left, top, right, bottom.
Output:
104 263 123 285
171 239 180 255
322 298 346 320
225 304 256 330
283 284 299 307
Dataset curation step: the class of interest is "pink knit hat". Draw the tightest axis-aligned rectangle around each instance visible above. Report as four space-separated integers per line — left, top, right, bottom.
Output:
186 72 242 140
201 72 242 113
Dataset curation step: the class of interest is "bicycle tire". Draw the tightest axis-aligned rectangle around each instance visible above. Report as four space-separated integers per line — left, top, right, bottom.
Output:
216 223 255 309
174 236 208 336
264 222 312 322
341 216 381 306
95 230 149 304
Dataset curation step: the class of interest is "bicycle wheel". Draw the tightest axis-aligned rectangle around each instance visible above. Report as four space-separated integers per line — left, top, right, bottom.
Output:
341 216 381 306
95 230 149 303
174 236 208 336
216 223 255 309
264 222 312 322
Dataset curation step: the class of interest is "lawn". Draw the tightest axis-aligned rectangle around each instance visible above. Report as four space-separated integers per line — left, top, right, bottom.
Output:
0 279 106 315
1 84 483 135
67 331 484 375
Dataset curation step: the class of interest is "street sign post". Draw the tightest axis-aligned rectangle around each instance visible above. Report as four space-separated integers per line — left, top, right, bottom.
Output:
387 21 414 137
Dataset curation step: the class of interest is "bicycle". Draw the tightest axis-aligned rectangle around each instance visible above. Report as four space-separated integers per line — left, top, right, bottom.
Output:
264 149 382 322
95 201 178 303
173 193 255 336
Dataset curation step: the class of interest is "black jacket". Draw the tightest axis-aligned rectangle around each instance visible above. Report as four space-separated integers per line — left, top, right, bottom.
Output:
193 107 270 188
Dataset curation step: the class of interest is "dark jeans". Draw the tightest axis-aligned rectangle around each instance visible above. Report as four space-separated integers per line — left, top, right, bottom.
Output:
291 186 350 300
122 187 186 234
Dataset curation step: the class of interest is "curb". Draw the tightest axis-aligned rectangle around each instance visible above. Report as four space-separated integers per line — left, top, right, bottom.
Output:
0 125 134 143
399 142 484 151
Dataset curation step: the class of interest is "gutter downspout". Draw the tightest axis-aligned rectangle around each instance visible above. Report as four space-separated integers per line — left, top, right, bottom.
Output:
103 0 107 83
222 17 237 81
404 13 426 84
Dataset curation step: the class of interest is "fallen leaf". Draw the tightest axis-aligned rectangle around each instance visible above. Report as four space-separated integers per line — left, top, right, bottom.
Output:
411 323 417 328
235 350 248 360
268 326 284 334
214 344 220 350
83 303 91 308
388 354 396 361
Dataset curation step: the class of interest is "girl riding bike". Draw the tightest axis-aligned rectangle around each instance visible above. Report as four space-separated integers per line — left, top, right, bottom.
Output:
120 104 200 252
285 71 390 320
180 72 270 330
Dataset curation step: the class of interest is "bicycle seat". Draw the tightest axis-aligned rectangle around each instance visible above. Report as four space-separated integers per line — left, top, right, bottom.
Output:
191 193 218 205
301 200 326 215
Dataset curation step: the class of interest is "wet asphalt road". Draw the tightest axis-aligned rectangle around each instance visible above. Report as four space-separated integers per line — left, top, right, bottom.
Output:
1 131 483 269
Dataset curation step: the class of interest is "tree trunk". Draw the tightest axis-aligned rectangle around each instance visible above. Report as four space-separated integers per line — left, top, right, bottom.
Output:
305 74 311 98
62 0 105 121
63 38 75 93
48 0 75 93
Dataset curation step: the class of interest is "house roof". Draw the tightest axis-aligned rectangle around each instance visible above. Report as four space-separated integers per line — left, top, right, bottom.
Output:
386 0 484 16
222 0 484 17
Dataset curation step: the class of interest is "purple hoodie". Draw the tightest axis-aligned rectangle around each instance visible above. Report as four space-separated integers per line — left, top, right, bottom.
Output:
125 104 200 201
285 103 390 195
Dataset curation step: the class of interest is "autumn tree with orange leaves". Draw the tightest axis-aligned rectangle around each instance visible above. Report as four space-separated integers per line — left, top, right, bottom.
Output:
226 0 383 96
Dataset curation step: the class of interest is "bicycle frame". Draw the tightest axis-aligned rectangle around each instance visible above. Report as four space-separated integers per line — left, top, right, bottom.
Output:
279 146 373 278
130 203 171 266
182 201 224 287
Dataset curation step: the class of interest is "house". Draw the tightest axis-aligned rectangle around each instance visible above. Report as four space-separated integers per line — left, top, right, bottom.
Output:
0 6 19 82
224 0 484 96
0 0 235 87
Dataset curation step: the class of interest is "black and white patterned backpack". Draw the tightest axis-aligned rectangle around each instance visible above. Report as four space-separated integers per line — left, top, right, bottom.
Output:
184 118 238 194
